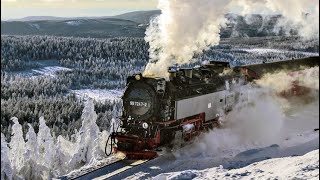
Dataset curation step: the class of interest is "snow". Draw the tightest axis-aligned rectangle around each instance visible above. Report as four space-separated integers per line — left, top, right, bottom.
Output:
29 23 40 30
13 65 72 78
241 48 320 56
72 89 123 102
61 155 122 179
110 132 318 180
31 66 72 77
155 149 319 180
65 20 82 26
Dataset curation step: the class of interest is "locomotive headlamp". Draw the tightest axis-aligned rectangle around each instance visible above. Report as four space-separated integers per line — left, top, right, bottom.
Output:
135 74 141 80
142 122 148 129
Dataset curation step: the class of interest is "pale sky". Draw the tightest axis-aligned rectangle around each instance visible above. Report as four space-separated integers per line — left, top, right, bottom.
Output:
1 0 158 20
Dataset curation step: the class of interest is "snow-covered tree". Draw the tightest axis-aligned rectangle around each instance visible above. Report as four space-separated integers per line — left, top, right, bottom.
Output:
52 135 73 176
1 133 13 180
25 124 38 161
37 116 55 178
69 99 105 169
21 124 47 180
9 117 26 176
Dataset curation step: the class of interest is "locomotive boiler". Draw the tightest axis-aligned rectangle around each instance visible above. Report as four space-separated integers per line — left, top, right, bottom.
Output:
106 56 319 159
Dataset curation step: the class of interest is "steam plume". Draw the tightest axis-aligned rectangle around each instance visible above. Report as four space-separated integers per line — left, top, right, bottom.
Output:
144 0 231 77
143 0 319 77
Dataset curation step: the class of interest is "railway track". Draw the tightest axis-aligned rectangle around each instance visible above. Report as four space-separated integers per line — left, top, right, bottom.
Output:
58 155 150 180
91 159 149 180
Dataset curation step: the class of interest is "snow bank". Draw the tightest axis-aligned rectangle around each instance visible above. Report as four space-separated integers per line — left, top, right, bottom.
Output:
155 149 319 180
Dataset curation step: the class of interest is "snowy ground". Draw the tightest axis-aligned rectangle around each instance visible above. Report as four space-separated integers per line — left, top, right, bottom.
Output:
240 48 319 57
13 66 72 78
31 66 72 77
113 132 319 180
10 60 72 78
155 149 319 180
71 89 123 102
65 20 83 26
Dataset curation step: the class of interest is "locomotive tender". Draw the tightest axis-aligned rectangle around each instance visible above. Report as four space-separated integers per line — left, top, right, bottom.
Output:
107 56 319 159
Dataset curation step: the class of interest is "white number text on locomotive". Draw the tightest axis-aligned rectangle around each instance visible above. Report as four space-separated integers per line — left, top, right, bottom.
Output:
130 101 148 107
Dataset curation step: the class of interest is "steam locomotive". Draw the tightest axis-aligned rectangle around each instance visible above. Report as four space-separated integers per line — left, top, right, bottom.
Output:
106 56 319 159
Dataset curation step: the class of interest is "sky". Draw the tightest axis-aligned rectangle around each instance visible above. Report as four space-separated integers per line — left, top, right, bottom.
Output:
1 0 158 20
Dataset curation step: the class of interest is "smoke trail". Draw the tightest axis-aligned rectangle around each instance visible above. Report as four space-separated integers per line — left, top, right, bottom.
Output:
143 0 319 77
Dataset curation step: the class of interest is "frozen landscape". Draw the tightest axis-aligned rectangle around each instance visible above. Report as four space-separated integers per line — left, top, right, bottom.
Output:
1 0 319 179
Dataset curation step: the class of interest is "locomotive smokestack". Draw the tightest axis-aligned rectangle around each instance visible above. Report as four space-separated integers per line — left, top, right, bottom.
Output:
183 68 193 78
168 67 177 81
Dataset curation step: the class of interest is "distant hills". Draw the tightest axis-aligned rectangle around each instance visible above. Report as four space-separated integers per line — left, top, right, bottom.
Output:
6 10 161 24
8 16 71 22
2 10 286 38
1 18 146 38
112 10 161 24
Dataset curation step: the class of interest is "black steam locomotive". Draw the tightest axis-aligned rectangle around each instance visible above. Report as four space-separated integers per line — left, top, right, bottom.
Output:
107 56 318 159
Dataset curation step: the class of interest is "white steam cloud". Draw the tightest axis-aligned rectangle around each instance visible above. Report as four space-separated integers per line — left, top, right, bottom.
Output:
266 0 319 39
144 0 231 77
173 89 286 158
256 66 319 93
143 0 319 77
144 0 230 76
